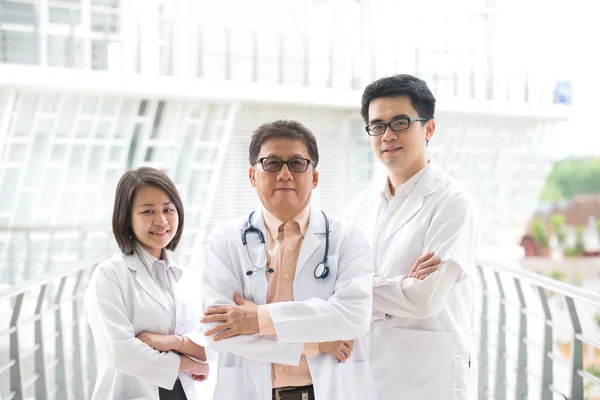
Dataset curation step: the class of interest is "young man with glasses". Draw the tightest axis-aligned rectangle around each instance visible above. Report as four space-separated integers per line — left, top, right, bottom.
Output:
343 74 480 400
200 120 376 400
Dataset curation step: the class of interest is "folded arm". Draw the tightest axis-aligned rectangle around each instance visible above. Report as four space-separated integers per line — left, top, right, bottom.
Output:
84 268 183 389
373 193 478 319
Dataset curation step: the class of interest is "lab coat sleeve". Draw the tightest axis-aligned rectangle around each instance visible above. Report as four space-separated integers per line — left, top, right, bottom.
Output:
83 264 180 389
373 192 479 319
177 269 218 363
373 260 461 319
265 224 374 343
201 224 305 366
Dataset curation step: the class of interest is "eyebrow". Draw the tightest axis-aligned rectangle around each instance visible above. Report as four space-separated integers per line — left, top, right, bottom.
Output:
369 114 410 124
138 202 173 208
263 153 307 159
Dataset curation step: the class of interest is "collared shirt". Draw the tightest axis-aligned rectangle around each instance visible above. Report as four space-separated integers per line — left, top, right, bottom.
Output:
135 244 183 334
382 161 430 216
372 160 462 320
256 205 318 388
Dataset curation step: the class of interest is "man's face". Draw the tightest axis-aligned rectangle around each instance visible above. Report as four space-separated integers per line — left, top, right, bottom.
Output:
249 137 318 220
367 96 435 175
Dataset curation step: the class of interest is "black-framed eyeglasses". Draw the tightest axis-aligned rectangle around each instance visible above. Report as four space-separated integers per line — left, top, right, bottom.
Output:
256 157 313 173
365 117 429 136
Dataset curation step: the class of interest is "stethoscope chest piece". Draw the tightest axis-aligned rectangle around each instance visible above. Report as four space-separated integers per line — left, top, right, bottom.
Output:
314 262 329 279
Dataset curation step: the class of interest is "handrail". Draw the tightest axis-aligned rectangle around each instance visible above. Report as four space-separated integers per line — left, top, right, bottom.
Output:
0 255 107 400
0 225 109 232
0 255 108 300
475 258 600 400
476 257 600 306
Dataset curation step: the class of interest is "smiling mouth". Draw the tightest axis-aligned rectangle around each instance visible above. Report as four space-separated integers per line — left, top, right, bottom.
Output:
275 188 295 191
150 230 170 236
382 147 402 153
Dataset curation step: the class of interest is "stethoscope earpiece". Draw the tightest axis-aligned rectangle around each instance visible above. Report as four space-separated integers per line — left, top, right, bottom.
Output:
243 210 331 280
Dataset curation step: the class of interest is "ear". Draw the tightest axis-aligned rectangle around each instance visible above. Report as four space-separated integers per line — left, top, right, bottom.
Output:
425 119 436 141
312 169 319 189
248 166 256 187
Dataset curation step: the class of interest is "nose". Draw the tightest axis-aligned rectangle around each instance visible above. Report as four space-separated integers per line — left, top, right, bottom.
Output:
277 164 293 180
153 213 168 226
381 126 398 142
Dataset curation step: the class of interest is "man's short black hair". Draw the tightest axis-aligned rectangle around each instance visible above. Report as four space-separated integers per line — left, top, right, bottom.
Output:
361 74 436 123
249 119 319 167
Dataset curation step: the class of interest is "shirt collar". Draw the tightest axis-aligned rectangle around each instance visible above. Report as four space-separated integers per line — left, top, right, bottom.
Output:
134 243 183 282
262 204 311 241
381 159 431 201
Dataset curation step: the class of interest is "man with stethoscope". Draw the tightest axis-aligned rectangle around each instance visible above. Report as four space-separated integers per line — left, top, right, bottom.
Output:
343 74 480 400
199 119 376 400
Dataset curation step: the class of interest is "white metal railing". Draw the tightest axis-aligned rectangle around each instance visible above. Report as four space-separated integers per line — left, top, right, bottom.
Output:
475 259 600 400
0 256 104 400
3 255 598 399
0 226 113 285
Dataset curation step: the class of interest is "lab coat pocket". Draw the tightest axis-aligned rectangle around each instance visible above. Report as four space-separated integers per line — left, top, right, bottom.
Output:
338 361 377 399
389 328 455 400
213 366 249 400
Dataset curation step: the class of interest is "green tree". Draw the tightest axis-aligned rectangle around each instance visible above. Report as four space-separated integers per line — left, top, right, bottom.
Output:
531 217 549 251
539 180 565 202
541 157 600 200
550 213 566 245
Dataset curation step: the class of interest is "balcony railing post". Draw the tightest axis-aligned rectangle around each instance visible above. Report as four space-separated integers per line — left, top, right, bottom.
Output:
224 27 231 80
9 293 25 400
251 30 258 83
538 286 553 400
54 277 68 399
513 277 528 399
303 36 309 87
565 297 584 399
72 270 86 399
34 284 49 399
327 39 334 88
493 271 507 400
278 33 284 85
477 265 489 399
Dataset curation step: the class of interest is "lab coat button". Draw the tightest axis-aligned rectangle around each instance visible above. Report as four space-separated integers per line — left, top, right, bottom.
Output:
159 324 165 331
278 366 284 371
284 274 290 280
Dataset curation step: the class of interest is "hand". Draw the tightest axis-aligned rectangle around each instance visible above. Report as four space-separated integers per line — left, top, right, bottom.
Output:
201 292 259 341
318 340 353 363
190 361 210 381
136 332 179 352
408 252 440 280
180 356 209 381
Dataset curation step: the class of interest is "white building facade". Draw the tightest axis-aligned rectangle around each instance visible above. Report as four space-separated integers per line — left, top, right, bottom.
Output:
0 0 571 274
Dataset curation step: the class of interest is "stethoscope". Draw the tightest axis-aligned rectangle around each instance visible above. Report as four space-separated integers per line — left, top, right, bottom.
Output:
242 210 330 279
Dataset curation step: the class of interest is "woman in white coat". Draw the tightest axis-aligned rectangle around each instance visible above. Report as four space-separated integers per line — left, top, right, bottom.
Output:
84 167 210 400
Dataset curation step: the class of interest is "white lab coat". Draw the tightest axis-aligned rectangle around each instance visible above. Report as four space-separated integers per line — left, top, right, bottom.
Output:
84 253 209 400
343 159 479 400
201 206 376 400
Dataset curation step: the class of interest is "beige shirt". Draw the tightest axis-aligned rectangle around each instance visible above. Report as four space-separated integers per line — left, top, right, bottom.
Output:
256 205 319 388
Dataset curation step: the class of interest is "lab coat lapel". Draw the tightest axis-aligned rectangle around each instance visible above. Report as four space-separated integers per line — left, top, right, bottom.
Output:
295 206 325 279
123 253 170 312
384 160 444 240
245 209 268 305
